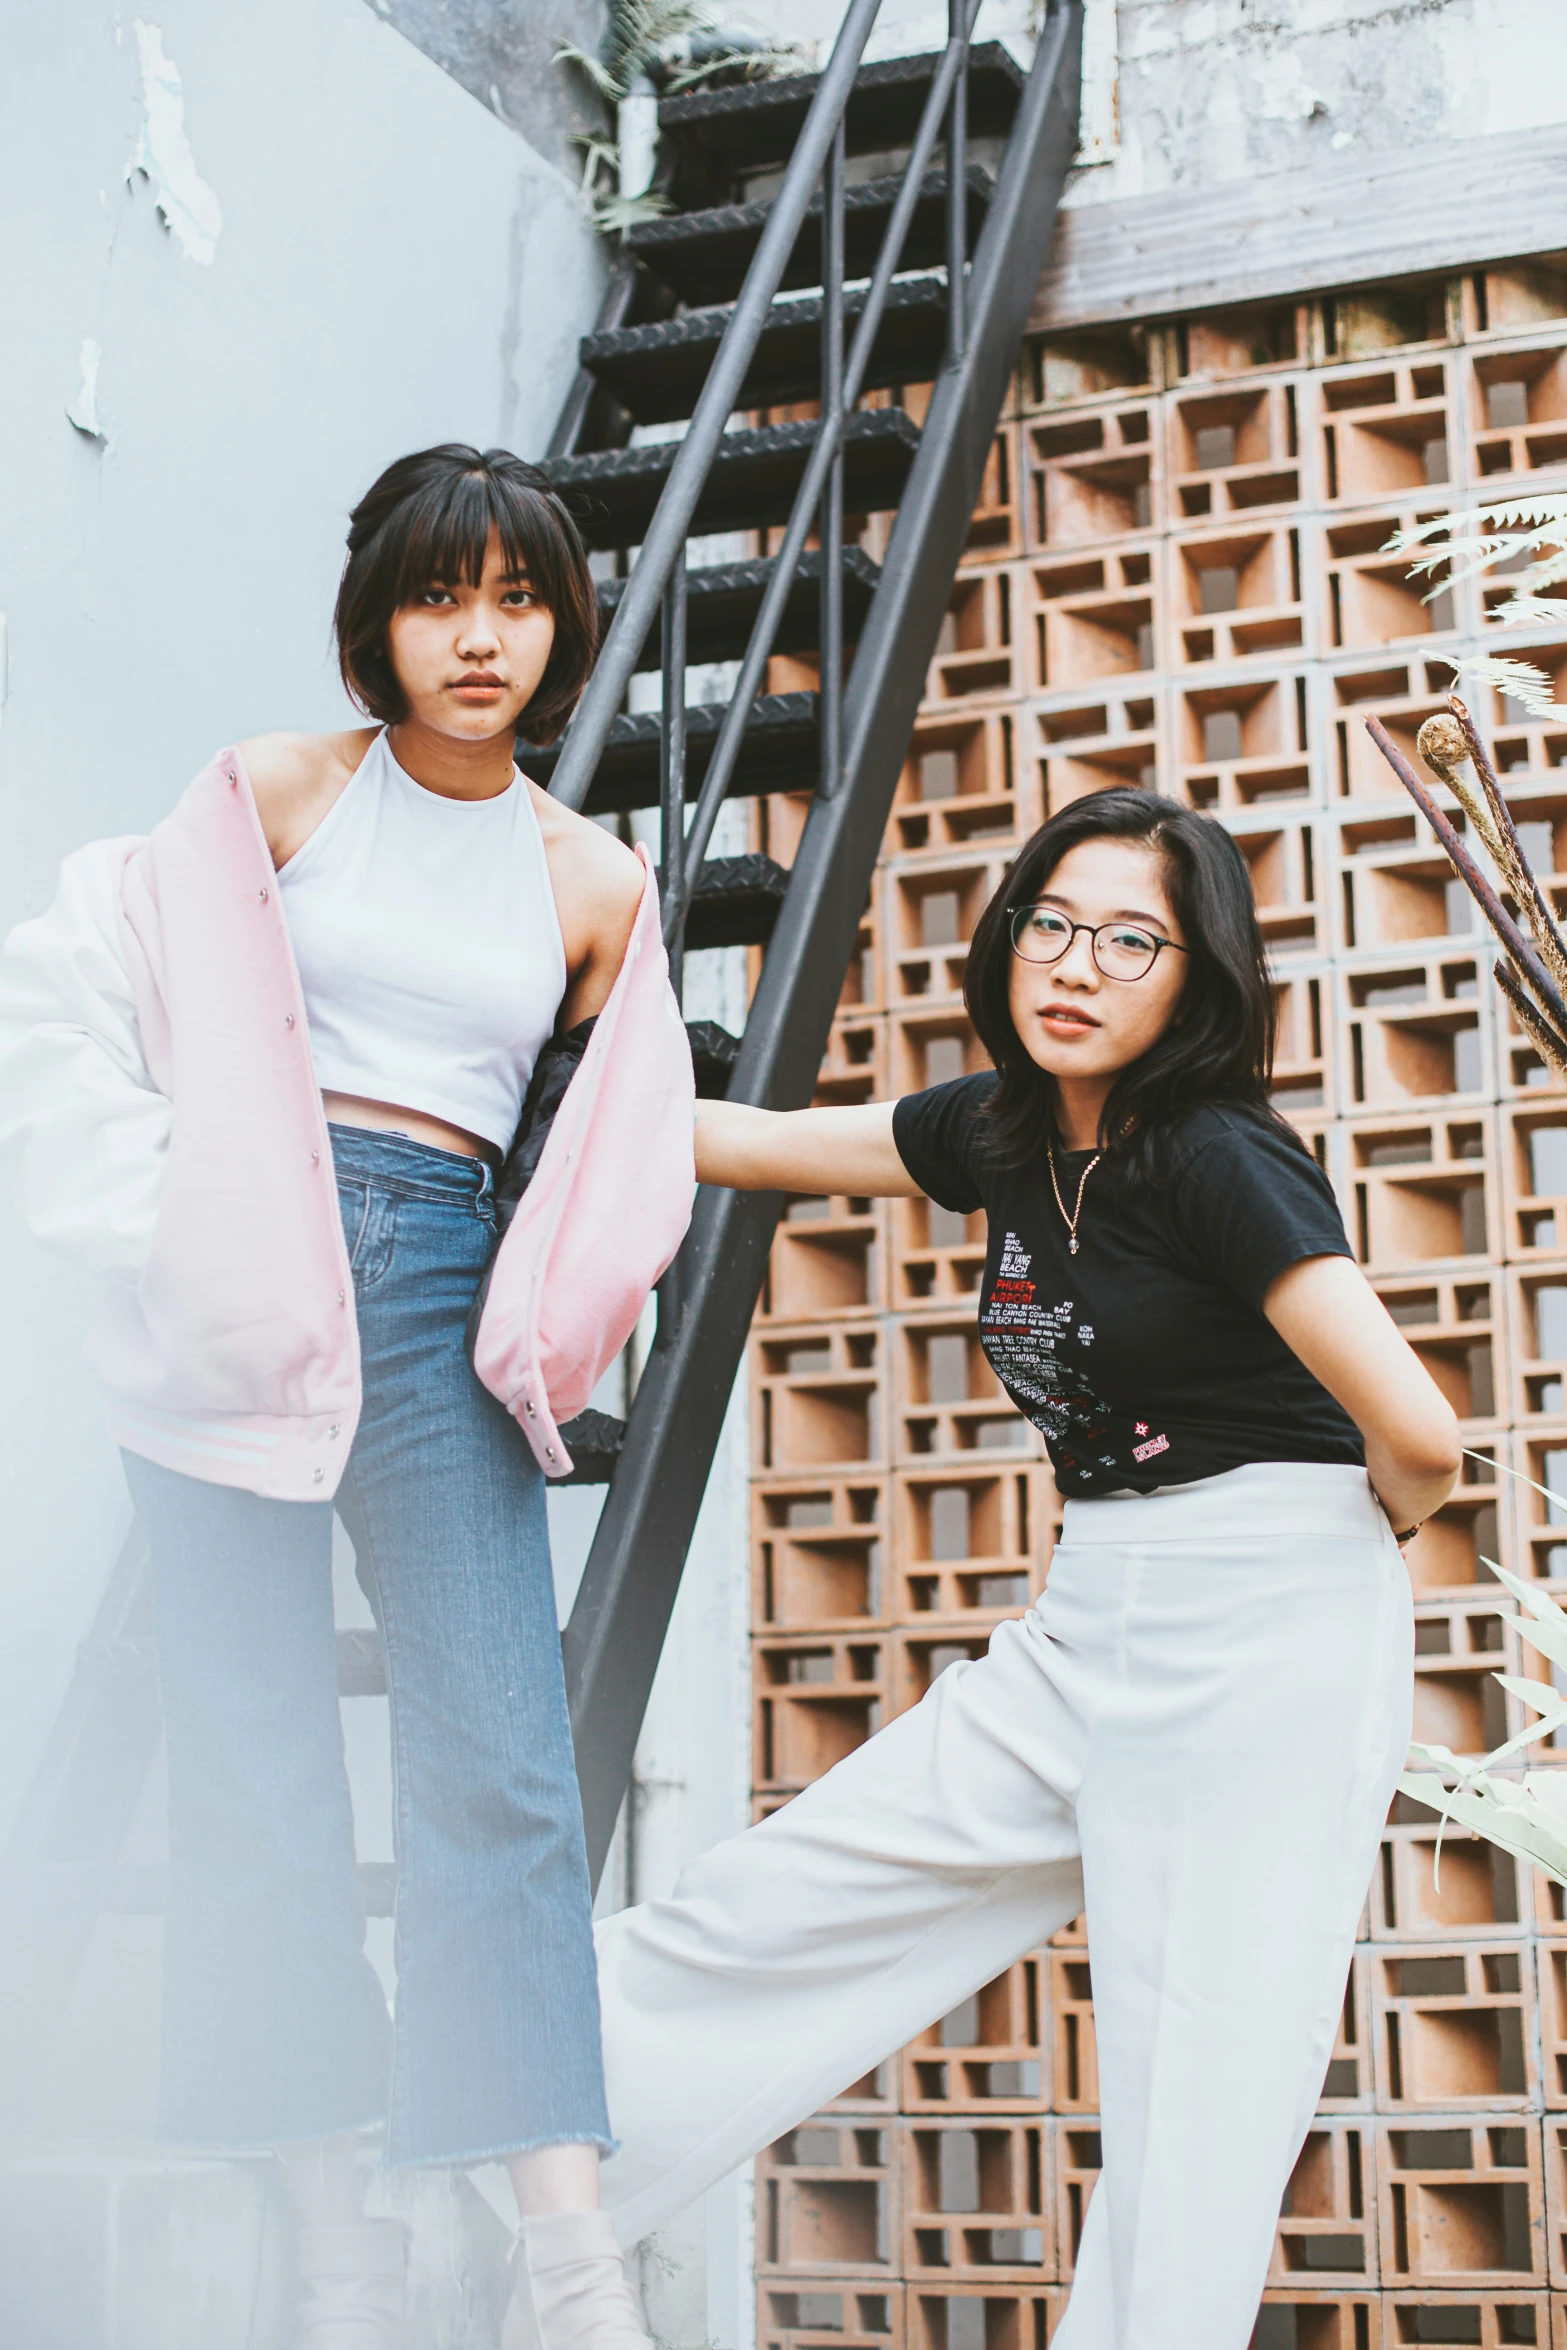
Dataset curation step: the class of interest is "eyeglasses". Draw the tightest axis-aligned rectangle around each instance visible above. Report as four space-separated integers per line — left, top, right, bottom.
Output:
1008 904 1188 982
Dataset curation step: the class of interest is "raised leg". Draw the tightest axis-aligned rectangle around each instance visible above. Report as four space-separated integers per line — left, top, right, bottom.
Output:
597 1607 1090 2245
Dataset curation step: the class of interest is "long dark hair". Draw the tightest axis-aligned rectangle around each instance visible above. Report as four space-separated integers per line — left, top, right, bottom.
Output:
964 788 1297 1181
333 444 598 744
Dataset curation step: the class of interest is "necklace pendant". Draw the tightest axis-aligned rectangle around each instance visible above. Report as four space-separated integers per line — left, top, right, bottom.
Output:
1069 1235 1079 1254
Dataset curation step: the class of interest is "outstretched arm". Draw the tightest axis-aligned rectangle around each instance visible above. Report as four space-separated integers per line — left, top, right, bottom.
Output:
695 1097 923 1197
1263 1253 1461 1536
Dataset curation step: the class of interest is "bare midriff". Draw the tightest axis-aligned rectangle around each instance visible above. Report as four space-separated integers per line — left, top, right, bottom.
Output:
321 1091 497 1162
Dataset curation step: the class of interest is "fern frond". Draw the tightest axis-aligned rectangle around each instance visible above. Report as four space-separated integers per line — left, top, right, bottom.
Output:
560 2 721 101
1387 495 1567 551
1387 491 1567 635
1485 593 1567 634
554 39 626 100
606 0 711 84
663 45 795 91
1434 652 1567 720
568 134 622 201
1409 538 1521 580
562 0 803 240
591 186 674 231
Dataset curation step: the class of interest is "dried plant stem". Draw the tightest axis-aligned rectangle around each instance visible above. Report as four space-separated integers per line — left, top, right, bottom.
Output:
1495 962 1567 1082
1450 697 1567 1004
1364 716 1567 1049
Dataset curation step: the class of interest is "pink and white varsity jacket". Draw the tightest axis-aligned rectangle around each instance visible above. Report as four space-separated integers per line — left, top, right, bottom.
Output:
0 749 695 1498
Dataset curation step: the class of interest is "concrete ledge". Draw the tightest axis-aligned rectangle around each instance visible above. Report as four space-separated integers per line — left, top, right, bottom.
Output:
1033 125 1567 330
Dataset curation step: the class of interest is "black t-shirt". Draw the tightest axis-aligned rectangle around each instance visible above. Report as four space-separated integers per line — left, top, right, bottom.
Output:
892 1078 1364 1498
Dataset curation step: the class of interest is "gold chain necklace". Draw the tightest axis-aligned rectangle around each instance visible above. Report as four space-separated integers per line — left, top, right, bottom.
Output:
1047 1138 1102 1256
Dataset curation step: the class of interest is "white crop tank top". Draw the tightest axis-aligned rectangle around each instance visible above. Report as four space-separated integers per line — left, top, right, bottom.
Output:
277 729 567 1151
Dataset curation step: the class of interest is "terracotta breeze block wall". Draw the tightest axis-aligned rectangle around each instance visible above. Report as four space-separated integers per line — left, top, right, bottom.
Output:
748 253 1567 2349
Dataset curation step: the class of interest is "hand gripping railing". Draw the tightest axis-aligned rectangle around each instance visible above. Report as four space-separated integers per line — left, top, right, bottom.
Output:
547 0 983 983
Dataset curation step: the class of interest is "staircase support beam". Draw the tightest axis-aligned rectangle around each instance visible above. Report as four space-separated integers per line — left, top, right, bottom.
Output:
563 1 1085 1884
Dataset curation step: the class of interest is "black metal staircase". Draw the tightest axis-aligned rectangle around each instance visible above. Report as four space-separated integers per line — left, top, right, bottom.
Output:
531 0 1084 1879
0 0 1083 2113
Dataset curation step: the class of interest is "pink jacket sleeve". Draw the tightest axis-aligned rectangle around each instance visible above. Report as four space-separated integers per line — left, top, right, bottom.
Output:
471 847 697 1477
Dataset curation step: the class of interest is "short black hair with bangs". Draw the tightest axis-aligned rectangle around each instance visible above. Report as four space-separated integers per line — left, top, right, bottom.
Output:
334 443 597 742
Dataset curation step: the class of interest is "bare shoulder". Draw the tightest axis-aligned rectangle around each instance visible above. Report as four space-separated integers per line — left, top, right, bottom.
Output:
236 727 368 797
527 781 644 923
527 781 648 1014
238 727 378 865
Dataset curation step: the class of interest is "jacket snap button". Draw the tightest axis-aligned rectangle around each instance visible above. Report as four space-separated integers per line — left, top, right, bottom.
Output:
336 1289 345 1305
312 1467 325 1484
284 1013 295 1029
546 1446 557 1461
258 886 269 903
310 1150 320 1165
328 1424 340 1439
524 1401 536 1418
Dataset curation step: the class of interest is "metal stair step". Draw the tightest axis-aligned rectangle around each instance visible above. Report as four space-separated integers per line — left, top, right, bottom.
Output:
685 852 791 950
517 690 820 814
625 164 992 310
685 1020 741 1099
597 548 879 666
543 407 920 550
658 41 1024 178
583 277 949 427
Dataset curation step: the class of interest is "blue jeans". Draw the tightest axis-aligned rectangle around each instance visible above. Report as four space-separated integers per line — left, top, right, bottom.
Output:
122 1124 611 2165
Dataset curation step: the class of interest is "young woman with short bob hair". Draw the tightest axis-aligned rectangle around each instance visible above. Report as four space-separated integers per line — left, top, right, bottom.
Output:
590 787 1459 2350
0 446 674 2350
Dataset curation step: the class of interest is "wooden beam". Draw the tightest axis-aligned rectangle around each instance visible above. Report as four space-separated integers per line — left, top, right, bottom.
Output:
1032 124 1567 332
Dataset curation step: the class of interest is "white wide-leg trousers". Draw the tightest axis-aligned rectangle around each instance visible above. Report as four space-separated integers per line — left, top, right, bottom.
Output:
595 1462 1413 2350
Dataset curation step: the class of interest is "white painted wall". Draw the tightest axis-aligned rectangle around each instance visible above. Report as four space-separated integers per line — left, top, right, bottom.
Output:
774 0 1043 63
1088 0 1567 206
0 0 605 1845
741 0 1567 206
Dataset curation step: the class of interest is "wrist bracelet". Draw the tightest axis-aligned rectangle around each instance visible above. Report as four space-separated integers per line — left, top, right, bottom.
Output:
1393 1522 1422 1545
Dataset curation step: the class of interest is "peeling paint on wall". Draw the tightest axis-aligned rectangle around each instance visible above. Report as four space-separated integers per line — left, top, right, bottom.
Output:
65 338 107 442
736 0 1567 212
1078 0 1120 164
1252 50 1329 125
127 20 222 265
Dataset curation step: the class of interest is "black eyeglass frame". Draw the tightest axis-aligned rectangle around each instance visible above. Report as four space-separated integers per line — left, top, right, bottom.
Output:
1007 905 1190 982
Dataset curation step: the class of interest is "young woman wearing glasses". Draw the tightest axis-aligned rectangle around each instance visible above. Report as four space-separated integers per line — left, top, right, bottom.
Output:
589 788 1458 2350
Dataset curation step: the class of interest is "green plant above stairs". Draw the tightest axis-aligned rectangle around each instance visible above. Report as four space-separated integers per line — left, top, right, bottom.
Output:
557 1 803 231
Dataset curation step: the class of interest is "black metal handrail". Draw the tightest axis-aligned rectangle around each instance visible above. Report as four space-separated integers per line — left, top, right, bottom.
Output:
547 0 982 963
562 0 1084 1882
